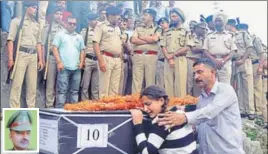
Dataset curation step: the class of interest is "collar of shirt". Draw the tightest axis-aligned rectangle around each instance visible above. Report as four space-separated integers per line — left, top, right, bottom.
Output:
214 30 228 35
143 23 154 28
201 81 219 97
64 29 77 36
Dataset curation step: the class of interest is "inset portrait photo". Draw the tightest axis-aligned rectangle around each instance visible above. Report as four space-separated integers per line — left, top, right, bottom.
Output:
1 108 39 153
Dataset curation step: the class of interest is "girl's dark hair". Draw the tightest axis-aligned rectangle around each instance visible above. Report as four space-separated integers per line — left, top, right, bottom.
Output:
140 85 169 112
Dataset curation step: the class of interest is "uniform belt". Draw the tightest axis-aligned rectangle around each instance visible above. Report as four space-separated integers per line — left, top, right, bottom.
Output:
19 47 37 54
86 54 98 61
252 59 259 65
102 51 120 58
211 54 228 59
123 59 128 63
158 58 165 62
134 50 157 55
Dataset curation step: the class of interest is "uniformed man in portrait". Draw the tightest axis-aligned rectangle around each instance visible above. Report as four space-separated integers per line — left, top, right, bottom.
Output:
130 8 161 94
203 12 237 84
160 8 193 97
42 7 65 108
80 14 99 100
6 111 33 151
7 1 44 108
93 6 123 98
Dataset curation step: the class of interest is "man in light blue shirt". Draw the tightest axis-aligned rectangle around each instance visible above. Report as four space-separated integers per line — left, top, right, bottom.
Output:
157 58 245 154
52 16 85 108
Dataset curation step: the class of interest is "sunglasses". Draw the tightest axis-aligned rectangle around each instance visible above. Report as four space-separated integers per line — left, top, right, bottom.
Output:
68 22 77 26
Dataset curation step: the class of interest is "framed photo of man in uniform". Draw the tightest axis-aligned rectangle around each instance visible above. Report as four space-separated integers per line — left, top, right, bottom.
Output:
1 108 39 153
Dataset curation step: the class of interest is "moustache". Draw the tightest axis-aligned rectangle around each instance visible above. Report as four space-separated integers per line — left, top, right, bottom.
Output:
195 79 202 83
20 138 29 144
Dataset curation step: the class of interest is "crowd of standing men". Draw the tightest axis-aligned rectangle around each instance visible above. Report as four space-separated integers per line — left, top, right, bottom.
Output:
1 1 267 123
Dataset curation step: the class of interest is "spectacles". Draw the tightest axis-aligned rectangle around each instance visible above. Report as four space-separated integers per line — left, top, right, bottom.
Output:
68 22 76 26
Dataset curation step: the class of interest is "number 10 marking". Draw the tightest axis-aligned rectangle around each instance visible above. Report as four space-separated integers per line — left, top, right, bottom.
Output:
87 129 100 141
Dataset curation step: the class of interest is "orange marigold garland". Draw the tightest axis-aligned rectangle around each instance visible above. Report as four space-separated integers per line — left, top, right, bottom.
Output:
64 94 198 111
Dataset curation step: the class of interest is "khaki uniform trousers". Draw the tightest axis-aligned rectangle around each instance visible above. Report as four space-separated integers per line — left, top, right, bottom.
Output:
132 54 158 94
187 59 201 97
81 58 99 100
164 56 187 97
216 59 232 84
45 55 57 108
99 55 122 98
252 62 263 115
9 51 37 108
262 71 267 122
236 59 254 114
156 59 165 89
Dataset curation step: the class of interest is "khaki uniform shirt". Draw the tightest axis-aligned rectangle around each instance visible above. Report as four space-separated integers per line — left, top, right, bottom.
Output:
187 34 204 59
250 34 264 61
92 21 122 55
160 27 193 54
8 16 41 49
132 24 162 52
234 31 253 58
41 22 64 51
81 26 95 55
203 31 237 55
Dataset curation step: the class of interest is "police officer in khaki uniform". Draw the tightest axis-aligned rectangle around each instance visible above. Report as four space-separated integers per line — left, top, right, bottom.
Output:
203 12 237 85
187 22 207 96
130 8 161 94
7 2 44 108
42 7 64 108
93 6 123 98
6 110 33 151
119 17 132 95
160 8 193 97
80 14 99 100
229 21 255 119
156 17 169 89
248 31 266 118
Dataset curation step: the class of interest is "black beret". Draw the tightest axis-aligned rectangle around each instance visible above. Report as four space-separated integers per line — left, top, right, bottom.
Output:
227 19 236 26
23 1 38 7
205 15 213 23
141 85 168 99
88 13 98 21
238 23 249 30
106 6 121 16
195 22 208 30
157 17 169 25
143 9 157 18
